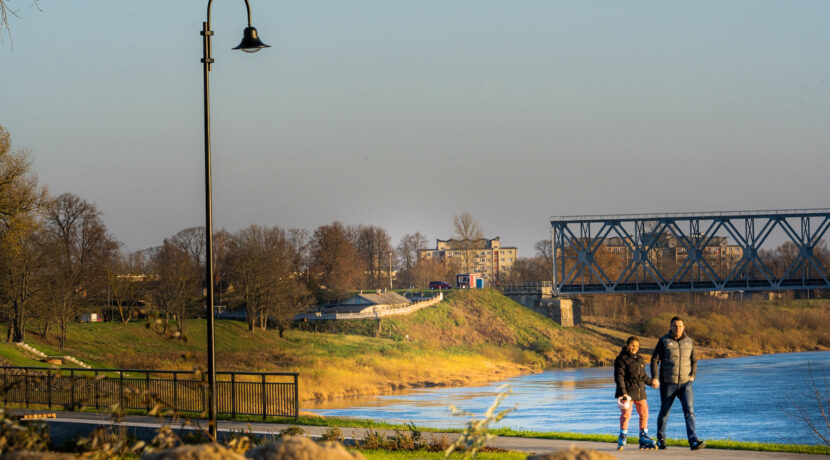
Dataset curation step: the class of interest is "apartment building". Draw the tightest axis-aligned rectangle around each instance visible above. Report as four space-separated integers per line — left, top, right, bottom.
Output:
418 237 517 282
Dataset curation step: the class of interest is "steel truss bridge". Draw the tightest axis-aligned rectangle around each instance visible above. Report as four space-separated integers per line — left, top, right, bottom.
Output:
551 209 830 295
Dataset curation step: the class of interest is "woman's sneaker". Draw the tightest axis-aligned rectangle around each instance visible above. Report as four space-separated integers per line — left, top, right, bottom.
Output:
656 438 667 450
690 439 707 450
639 431 657 450
617 434 626 451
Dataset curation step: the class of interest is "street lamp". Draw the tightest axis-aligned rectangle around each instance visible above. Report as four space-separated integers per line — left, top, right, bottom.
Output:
201 0 268 439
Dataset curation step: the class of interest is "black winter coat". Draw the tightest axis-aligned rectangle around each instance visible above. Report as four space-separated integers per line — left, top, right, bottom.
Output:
614 349 650 401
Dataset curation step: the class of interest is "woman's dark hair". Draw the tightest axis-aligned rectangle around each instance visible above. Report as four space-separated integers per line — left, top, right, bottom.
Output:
621 336 639 354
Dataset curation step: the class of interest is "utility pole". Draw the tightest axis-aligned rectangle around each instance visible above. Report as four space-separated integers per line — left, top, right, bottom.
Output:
389 251 393 290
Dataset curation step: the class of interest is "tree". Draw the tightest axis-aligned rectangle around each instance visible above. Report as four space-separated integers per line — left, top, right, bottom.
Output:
535 239 553 277
452 212 484 272
148 239 200 334
225 225 277 331
106 250 148 324
396 232 428 288
0 126 46 342
0 1 39 42
225 225 311 335
41 193 118 348
172 227 206 273
309 222 365 303
352 225 393 289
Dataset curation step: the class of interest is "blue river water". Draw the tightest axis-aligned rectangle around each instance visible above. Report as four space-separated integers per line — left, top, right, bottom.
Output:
305 350 830 445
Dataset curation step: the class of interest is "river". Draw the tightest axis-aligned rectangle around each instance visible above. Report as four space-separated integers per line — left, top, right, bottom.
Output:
305 350 830 445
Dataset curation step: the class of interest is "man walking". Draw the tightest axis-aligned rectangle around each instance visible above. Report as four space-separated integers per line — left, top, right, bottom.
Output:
650 316 706 450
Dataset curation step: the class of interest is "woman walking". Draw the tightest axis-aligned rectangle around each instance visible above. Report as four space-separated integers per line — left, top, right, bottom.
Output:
614 336 656 450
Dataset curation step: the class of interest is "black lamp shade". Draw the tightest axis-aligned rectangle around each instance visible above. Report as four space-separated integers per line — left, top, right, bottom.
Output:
234 26 270 53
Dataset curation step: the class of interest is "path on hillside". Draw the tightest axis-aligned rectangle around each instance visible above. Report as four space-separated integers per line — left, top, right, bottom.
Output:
21 411 828 459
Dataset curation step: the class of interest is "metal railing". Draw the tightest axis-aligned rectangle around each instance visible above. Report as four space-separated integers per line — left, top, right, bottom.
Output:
0 367 299 421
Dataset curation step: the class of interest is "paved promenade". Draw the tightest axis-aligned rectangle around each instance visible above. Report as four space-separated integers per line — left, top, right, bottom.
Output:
24 411 829 459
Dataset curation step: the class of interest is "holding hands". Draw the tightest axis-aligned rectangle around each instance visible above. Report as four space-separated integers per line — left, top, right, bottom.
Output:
651 378 660 389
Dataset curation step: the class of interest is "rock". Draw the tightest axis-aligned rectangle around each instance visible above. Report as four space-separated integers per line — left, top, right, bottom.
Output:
245 436 365 460
527 446 618 460
140 443 246 460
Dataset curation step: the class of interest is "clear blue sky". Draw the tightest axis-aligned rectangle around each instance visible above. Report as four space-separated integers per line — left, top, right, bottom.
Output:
2 1 829 256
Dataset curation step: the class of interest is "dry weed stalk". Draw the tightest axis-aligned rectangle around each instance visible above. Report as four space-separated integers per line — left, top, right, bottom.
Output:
445 384 515 459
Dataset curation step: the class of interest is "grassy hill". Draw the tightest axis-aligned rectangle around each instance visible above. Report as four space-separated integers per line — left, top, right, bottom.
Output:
10 290 620 402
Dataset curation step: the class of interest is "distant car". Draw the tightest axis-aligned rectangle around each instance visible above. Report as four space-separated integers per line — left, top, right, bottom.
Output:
429 281 452 290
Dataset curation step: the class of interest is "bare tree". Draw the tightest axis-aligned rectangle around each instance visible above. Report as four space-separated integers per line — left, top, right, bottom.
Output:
148 239 200 334
452 212 484 272
172 227 206 272
225 225 276 331
225 225 311 335
106 250 148 324
535 239 553 276
288 227 311 284
309 222 365 303
787 364 830 446
0 0 40 42
41 193 119 348
396 232 428 288
352 225 393 289
0 126 47 342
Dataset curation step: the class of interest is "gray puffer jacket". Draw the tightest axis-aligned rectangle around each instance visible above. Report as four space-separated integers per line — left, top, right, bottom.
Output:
650 333 697 385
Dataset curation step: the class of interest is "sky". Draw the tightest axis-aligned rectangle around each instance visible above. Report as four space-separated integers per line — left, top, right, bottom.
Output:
2 1 829 257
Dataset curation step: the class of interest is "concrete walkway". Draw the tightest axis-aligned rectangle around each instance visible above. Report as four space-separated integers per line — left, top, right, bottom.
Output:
21 411 828 459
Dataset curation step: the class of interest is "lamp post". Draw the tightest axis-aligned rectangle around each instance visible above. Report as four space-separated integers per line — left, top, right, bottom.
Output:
201 0 268 439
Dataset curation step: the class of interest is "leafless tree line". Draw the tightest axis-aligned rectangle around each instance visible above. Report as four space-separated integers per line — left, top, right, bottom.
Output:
0 126 477 348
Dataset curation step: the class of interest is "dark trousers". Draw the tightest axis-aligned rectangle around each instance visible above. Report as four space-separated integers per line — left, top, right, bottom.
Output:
656 381 698 442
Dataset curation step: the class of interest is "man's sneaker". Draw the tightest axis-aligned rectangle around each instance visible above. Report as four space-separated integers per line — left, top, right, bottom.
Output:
690 439 706 450
656 438 667 450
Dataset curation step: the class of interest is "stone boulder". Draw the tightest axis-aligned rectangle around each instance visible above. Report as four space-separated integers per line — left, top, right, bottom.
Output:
141 443 246 460
245 436 365 460
527 446 618 460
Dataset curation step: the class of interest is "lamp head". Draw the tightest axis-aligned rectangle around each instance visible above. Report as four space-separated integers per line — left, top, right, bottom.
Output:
234 26 269 53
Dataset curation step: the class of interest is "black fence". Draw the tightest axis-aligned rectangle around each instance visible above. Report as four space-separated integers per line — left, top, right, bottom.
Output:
0 367 299 420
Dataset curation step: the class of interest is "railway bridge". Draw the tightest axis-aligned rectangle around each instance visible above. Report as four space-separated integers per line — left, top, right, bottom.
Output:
550 208 830 296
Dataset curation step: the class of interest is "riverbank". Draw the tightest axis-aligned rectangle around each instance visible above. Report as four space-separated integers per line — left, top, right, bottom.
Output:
7 291 830 404
8 291 623 402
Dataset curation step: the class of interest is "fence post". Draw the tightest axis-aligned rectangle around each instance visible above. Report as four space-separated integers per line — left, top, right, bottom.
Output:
2 367 7 406
231 373 236 419
119 370 124 410
145 371 150 410
24 368 29 408
94 370 99 410
294 373 299 421
70 369 75 409
261 374 267 420
172 372 178 413
47 368 52 409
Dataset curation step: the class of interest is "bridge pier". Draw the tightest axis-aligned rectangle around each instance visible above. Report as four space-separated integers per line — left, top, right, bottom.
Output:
502 285 582 327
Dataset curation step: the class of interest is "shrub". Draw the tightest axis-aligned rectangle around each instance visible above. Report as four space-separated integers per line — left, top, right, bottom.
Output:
279 425 305 437
530 339 553 354
319 426 343 443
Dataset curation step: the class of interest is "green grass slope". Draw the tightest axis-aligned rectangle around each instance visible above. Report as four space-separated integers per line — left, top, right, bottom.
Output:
14 290 619 401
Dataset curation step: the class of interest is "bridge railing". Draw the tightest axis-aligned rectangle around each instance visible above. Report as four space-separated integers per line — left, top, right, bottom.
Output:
501 281 552 295
0 366 299 420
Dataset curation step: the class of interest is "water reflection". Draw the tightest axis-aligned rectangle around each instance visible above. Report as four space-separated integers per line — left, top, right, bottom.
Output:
305 351 830 445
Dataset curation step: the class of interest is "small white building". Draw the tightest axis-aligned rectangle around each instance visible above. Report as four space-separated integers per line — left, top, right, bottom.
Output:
79 313 100 323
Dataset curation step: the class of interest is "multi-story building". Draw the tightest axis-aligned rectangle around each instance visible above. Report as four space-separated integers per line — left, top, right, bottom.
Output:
418 237 517 283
